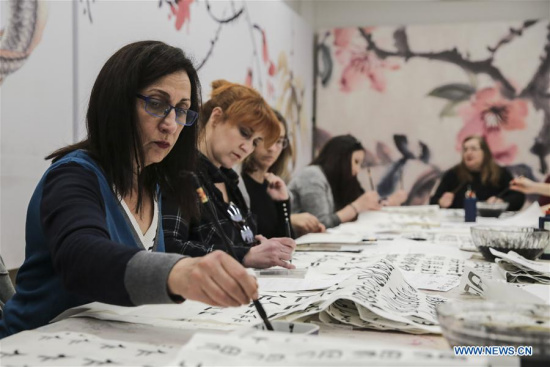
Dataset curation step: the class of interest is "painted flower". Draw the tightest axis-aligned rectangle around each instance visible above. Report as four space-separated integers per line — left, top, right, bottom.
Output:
456 87 528 164
170 0 194 31
333 28 399 93
244 68 253 87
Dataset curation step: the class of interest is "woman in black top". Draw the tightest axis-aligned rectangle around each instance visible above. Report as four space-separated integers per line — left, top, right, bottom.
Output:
241 110 325 238
162 80 296 269
430 135 525 210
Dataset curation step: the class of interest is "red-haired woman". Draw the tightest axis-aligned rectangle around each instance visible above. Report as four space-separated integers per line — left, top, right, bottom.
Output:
162 80 296 269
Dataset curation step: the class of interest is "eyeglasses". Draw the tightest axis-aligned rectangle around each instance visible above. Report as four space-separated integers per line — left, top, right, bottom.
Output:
257 138 289 149
227 202 255 244
136 94 198 126
276 138 289 149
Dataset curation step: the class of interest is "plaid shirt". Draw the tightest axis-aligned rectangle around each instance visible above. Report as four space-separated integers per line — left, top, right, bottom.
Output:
162 154 257 263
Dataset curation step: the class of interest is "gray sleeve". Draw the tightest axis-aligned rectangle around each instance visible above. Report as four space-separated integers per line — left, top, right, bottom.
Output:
290 167 341 228
124 251 185 305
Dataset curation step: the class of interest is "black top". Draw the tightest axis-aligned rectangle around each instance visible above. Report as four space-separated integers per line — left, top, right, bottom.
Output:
242 172 293 239
162 153 256 262
429 166 525 210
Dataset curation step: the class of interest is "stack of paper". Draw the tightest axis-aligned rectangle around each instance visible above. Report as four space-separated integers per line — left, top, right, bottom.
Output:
491 249 550 284
64 260 447 335
295 233 374 252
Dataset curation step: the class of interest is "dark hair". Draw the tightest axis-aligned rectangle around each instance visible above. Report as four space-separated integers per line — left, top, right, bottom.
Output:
47 41 201 218
455 135 501 187
311 134 365 210
241 108 293 180
199 79 280 147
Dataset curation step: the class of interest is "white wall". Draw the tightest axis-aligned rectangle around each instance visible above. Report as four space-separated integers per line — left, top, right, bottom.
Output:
314 0 550 28
283 0 315 26
0 0 313 270
0 1 74 269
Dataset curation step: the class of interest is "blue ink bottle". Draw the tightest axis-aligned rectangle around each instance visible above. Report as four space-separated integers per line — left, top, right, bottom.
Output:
464 185 477 222
539 208 550 259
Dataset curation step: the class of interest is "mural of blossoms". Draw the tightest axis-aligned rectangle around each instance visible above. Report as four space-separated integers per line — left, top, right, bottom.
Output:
77 0 313 175
316 20 550 205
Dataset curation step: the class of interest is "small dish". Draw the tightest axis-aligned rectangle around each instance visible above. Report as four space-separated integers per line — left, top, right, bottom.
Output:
476 201 509 218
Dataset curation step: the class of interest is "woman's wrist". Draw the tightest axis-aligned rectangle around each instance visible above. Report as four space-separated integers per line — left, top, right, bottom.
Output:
349 202 359 215
538 182 550 196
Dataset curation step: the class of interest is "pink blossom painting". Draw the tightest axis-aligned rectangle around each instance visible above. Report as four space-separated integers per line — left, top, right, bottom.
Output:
316 20 550 205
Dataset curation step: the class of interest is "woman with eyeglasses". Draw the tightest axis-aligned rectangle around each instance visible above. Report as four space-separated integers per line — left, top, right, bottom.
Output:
162 80 296 269
240 109 326 238
289 135 385 229
0 42 258 338
430 135 525 210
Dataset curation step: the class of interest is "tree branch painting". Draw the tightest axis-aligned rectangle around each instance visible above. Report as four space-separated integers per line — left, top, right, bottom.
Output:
316 20 549 204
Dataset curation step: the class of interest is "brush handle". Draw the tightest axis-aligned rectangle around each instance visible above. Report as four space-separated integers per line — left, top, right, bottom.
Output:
253 300 274 331
189 172 274 331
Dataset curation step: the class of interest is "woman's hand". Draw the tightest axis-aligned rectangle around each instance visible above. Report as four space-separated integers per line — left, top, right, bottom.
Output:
291 213 325 237
354 190 382 212
264 173 289 201
167 251 258 307
510 176 537 194
486 196 504 204
438 192 454 208
384 189 407 206
242 235 296 269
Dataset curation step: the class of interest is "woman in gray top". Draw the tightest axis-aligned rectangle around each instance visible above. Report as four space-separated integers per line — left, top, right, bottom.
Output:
289 135 383 229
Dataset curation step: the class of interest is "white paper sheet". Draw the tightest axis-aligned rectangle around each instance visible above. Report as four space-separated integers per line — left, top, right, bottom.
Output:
168 331 497 366
458 264 550 305
258 273 351 292
296 233 364 245
402 272 461 292
381 205 440 215
292 248 468 276
0 331 178 366
496 202 542 227
490 249 550 276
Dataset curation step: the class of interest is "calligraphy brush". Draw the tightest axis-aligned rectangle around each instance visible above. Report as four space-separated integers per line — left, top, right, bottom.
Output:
189 173 274 331
366 166 376 191
283 208 293 264
215 230 274 331
495 187 510 199
367 166 386 204
452 182 467 195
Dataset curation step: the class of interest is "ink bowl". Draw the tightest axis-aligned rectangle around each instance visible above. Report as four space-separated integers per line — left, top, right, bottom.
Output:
436 300 550 358
250 320 320 335
476 201 509 218
470 226 550 261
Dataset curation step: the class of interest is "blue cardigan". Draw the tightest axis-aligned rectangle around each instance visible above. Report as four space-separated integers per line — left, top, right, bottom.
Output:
0 150 176 338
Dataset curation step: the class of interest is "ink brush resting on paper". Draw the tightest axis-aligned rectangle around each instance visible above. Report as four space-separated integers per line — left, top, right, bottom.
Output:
190 173 274 331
